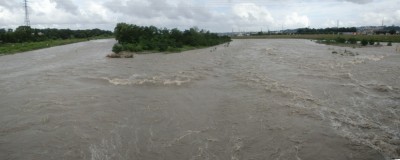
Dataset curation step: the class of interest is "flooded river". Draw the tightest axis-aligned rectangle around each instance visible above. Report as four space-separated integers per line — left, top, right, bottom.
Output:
0 39 399 160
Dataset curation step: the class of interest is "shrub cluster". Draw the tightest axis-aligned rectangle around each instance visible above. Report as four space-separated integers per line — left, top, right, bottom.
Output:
335 37 346 43
347 38 357 44
361 39 368 46
331 37 381 46
113 23 231 53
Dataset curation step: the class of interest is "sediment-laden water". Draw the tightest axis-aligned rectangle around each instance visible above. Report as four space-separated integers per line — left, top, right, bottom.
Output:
0 39 399 160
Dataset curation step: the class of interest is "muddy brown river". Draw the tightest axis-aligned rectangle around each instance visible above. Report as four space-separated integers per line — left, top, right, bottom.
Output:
0 39 399 160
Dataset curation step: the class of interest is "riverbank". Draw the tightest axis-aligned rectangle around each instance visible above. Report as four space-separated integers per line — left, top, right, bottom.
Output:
0 36 113 55
234 34 400 42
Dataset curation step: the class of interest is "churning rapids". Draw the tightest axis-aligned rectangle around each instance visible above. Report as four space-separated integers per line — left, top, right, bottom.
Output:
0 39 399 160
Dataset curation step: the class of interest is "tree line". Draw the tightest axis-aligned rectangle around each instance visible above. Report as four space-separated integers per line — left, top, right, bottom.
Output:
296 27 357 34
374 26 399 35
0 26 113 43
113 23 231 53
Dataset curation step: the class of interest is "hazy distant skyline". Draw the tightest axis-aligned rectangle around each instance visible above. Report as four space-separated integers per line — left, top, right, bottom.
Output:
0 0 399 32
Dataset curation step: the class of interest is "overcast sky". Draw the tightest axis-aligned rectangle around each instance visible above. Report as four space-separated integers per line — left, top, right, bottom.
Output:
0 0 399 32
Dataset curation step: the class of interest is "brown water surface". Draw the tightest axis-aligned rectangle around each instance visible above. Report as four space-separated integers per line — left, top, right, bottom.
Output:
0 39 399 160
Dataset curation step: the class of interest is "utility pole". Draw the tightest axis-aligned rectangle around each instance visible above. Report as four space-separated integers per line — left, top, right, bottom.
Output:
24 0 30 27
337 20 339 28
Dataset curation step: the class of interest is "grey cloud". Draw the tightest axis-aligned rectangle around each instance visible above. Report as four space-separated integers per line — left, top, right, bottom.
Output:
342 0 373 4
0 1 14 8
103 0 159 18
175 2 212 21
51 0 79 14
0 1 20 10
103 0 212 22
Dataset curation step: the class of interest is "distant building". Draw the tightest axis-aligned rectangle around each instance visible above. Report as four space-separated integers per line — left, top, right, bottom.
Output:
357 26 384 35
341 32 356 35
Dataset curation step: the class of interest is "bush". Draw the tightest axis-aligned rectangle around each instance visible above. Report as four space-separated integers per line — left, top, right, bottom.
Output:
166 47 182 53
347 38 357 44
361 39 368 46
368 40 375 45
122 43 143 52
335 37 346 43
157 41 168 52
122 43 135 52
387 41 392 46
112 43 123 53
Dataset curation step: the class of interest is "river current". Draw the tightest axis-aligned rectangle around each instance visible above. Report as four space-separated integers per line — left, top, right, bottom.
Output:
0 39 399 159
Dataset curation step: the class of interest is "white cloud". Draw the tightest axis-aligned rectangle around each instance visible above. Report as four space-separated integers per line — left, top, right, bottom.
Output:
341 0 373 4
231 3 274 31
233 3 274 22
30 0 79 24
51 0 79 14
0 0 399 32
396 10 400 22
284 12 309 28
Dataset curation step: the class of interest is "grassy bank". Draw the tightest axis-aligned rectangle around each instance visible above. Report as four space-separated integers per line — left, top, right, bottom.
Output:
233 34 400 42
0 36 113 55
0 39 86 55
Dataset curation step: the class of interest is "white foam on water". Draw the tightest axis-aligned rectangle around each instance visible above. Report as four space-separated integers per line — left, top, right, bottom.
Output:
102 72 200 86
346 55 385 66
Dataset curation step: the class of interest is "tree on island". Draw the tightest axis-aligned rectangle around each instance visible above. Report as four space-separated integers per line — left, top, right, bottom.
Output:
112 23 231 53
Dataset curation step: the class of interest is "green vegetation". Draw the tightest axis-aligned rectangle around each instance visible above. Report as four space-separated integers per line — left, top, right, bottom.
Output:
0 39 89 54
368 40 375 45
296 27 357 34
1 26 113 43
234 34 400 43
113 23 231 53
335 37 346 43
348 38 357 44
388 41 392 46
361 39 368 46
288 26 399 35
0 26 113 55
235 34 400 48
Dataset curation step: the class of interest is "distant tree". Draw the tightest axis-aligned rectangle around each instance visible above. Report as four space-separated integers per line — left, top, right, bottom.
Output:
170 28 183 47
297 27 356 34
0 26 111 44
0 28 5 42
112 23 231 53
114 23 135 44
14 26 32 42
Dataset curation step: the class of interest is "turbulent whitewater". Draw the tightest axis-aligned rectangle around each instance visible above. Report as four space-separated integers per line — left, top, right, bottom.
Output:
0 39 399 160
